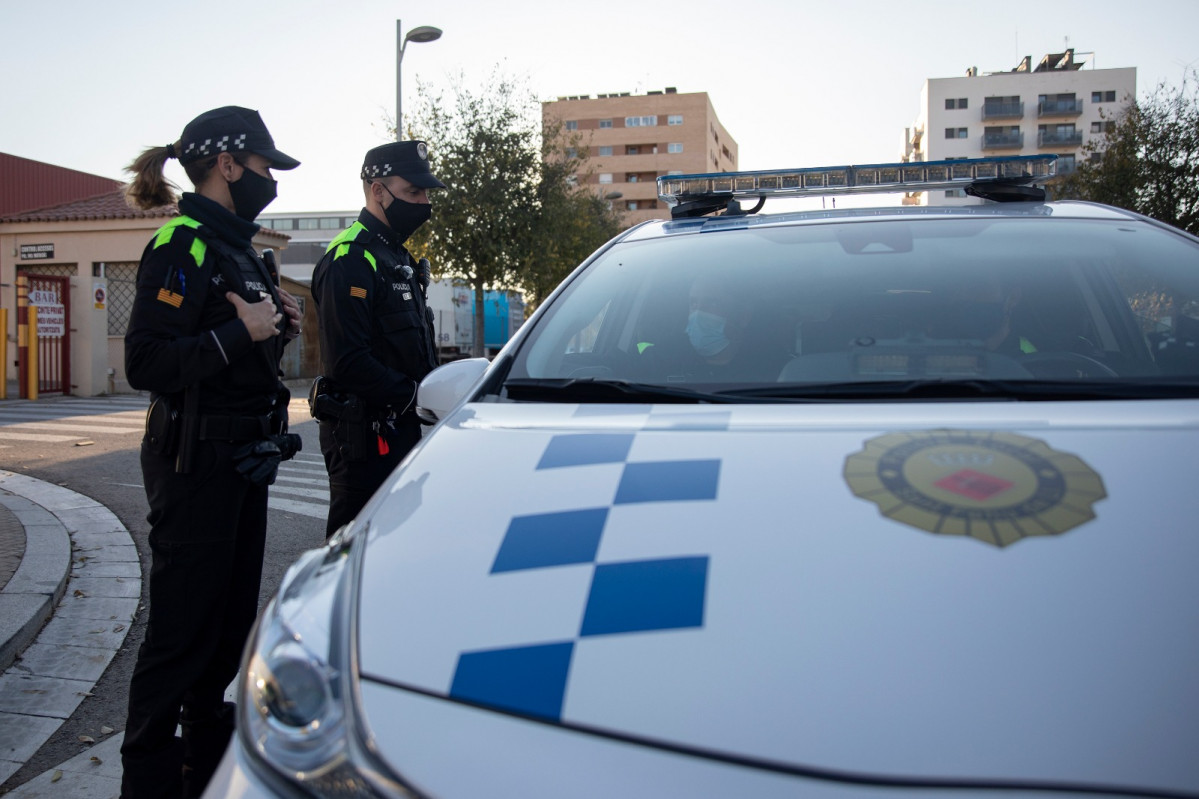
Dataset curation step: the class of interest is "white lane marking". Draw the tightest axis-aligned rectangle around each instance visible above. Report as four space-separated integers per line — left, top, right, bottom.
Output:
0 431 79 442
268 497 329 518
270 484 330 502
275 474 328 487
1 421 142 434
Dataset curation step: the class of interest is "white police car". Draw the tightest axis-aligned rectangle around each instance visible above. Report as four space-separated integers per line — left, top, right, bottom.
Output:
208 156 1199 798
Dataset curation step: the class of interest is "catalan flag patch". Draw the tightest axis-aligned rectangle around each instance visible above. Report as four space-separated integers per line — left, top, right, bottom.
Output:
156 288 184 307
350 286 368 299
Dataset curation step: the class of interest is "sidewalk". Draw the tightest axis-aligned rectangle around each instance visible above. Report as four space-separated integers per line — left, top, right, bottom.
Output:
0 469 139 798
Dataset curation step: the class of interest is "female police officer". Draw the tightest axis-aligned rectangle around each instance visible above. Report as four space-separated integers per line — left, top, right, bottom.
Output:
121 106 302 799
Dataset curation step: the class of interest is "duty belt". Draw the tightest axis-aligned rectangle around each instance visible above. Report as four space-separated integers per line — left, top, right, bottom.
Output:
198 413 272 442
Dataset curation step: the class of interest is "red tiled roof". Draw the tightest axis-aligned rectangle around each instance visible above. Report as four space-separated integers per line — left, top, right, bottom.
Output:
0 189 290 241
0 189 174 223
0 152 123 216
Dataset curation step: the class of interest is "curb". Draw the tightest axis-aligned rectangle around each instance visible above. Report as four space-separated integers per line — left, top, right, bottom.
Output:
0 471 140 789
0 484 71 674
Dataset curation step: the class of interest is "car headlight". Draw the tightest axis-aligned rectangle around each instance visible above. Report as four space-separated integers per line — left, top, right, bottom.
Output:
237 524 417 798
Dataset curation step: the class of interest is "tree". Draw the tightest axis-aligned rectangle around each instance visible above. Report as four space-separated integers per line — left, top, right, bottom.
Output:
519 119 625 309
404 70 625 357
1055 73 1199 235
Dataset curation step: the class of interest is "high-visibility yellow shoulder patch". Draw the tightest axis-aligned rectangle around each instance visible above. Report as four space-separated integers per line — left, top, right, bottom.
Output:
156 288 184 307
350 286 368 299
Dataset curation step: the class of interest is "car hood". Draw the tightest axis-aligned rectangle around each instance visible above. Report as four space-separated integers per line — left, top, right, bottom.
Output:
355 400 1199 794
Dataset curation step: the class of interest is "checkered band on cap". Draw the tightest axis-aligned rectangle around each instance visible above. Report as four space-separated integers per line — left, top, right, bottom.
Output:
361 163 394 179
182 133 248 159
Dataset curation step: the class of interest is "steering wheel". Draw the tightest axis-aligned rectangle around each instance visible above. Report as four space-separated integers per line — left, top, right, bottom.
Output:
1019 351 1119 378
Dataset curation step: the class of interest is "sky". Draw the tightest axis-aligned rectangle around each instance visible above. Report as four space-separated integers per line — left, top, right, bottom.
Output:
2 0 1197 214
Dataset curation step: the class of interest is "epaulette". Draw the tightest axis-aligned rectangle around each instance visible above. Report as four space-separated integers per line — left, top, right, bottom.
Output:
326 222 378 271
151 215 208 268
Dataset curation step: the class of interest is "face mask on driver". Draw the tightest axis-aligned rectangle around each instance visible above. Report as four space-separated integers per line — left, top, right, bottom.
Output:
379 183 432 242
686 310 730 358
228 163 278 222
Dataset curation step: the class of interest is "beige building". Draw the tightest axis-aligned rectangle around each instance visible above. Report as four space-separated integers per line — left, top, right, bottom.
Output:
543 88 738 224
903 49 1136 205
0 189 317 397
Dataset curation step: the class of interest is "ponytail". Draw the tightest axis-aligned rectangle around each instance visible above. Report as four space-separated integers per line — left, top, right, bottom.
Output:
124 143 180 210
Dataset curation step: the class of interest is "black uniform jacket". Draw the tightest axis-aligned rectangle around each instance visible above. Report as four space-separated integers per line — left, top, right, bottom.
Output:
124 193 286 415
310 210 438 411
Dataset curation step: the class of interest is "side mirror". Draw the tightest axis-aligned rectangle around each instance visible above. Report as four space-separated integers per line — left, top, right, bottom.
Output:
416 358 490 424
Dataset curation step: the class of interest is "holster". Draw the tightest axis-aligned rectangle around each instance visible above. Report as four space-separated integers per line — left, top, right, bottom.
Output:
144 394 181 457
331 395 371 462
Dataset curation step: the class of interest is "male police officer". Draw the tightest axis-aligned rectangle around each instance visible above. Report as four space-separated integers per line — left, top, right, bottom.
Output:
310 141 443 537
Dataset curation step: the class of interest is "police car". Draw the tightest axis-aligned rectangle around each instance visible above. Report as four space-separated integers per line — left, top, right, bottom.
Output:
208 156 1199 798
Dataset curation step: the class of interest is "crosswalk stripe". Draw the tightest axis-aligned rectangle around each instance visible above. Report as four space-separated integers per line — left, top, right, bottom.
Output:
268 497 329 519
0 431 79 442
271 484 330 501
0 410 145 423
1 422 142 434
275 475 328 488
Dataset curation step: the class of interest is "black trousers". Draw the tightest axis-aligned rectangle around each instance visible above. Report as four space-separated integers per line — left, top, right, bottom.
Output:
121 440 268 799
319 415 421 537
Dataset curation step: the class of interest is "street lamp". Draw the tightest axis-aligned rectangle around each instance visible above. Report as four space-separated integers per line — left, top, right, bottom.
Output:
396 20 442 140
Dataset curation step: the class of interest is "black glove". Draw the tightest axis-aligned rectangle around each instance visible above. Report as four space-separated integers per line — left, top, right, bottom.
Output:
232 439 282 487
273 432 303 461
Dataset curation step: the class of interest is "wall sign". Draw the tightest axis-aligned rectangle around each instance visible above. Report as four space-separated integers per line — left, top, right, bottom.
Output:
20 243 54 260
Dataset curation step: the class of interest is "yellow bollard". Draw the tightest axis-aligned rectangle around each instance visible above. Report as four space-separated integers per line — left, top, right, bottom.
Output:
28 306 38 401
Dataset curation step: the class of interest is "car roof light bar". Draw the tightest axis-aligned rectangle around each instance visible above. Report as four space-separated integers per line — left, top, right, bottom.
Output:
658 155 1058 218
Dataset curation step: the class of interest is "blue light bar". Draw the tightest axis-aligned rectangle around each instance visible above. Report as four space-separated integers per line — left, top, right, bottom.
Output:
656 155 1058 207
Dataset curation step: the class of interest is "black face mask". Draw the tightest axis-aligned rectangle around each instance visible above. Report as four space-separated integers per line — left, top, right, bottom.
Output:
229 163 278 222
380 183 432 242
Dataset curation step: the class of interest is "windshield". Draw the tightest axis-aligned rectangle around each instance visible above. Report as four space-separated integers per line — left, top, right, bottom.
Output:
509 214 1199 398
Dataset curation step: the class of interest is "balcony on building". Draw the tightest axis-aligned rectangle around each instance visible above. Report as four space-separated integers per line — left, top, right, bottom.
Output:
982 101 1024 120
981 131 1024 149
1038 129 1083 147
1038 98 1083 117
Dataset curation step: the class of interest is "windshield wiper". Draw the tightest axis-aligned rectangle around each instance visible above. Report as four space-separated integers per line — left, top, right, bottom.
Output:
727 378 1199 402
503 378 750 404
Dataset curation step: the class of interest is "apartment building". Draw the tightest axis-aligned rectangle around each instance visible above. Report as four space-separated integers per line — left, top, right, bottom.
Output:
902 49 1136 205
543 88 738 224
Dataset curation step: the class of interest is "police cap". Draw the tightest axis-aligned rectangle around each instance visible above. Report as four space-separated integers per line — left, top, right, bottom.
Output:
176 106 300 170
360 141 446 188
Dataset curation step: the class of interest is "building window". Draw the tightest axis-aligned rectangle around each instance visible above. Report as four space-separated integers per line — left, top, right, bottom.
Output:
626 201 638 210
667 142 683 153
1056 153 1077 174
627 174 638 183
598 145 613 156
625 115 658 127
945 189 967 198
319 217 340 229
667 114 684 125
1090 120 1116 133
298 218 320 230
599 173 613 184
1092 90 1117 103
269 218 294 230
565 148 577 159
945 127 968 139
945 98 968 110
565 120 578 130
667 169 683 175
626 145 639 155
599 118 613 129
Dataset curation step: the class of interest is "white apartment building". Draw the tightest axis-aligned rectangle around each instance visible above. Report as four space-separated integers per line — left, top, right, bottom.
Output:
902 49 1136 205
